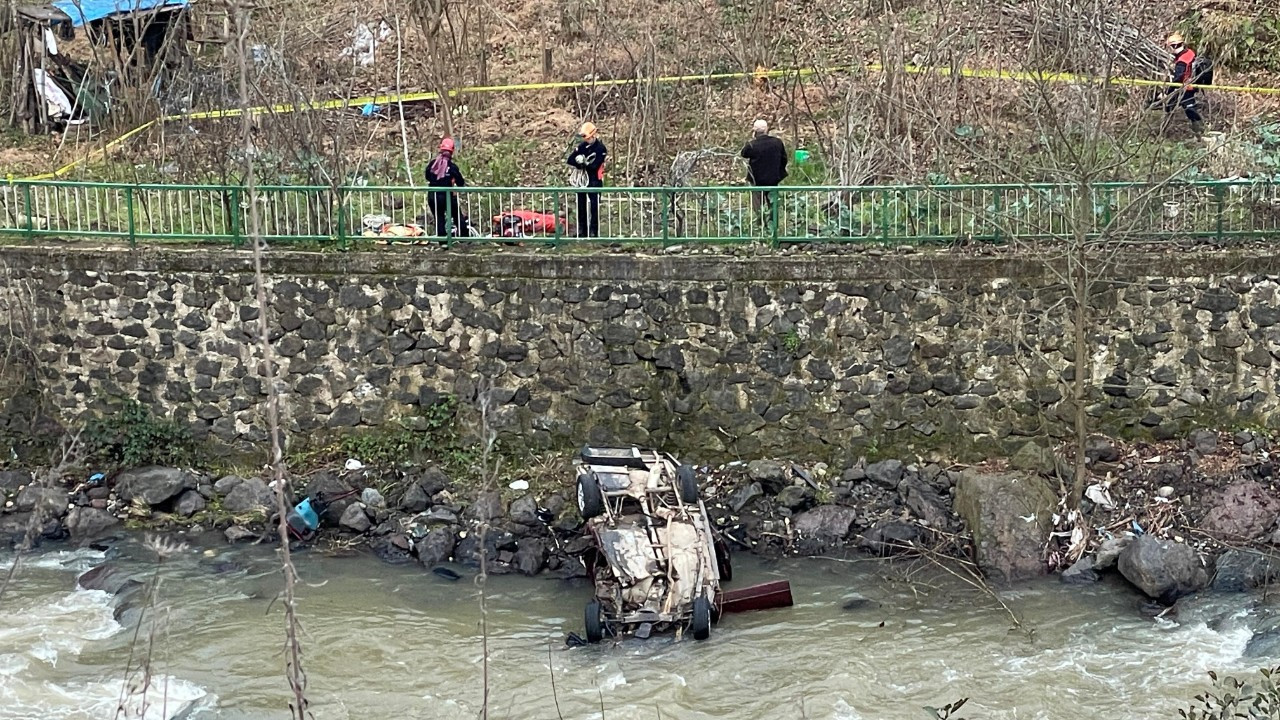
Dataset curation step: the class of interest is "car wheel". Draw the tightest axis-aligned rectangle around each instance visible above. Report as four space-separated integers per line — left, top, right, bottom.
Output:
676 464 699 504
715 538 733 582
691 595 712 641
577 473 605 519
585 600 605 643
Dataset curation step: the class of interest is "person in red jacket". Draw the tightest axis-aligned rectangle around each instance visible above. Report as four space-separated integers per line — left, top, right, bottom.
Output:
1165 33 1205 136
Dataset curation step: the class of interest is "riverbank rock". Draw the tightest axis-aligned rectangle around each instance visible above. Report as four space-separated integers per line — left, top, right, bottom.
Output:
464 491 505 522
340 503 372 533
747 460 788 493
1117 535 1208 601
65 506 119 541
1201 481 1280 541
416 527 457 566
303 472 358 524
78 564 146 624
224 525 258 543
222 478 275 515
114 467 196 506
15 485 68 517
514 539 547 575
865 460 905 489
1212 549 1280 592
174 490 206 517
858 520 923 556
1061 557 1099 585
793 505 858 553
399 483 430 512
954 471 1056 583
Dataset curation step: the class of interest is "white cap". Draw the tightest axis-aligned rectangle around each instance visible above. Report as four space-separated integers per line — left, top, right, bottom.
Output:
752 119 768 133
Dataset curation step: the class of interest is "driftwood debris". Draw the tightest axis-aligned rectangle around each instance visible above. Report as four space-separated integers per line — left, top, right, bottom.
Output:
1000 2 1170 79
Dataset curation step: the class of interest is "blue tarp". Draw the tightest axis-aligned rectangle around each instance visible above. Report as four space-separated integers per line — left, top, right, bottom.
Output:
50 0 189 27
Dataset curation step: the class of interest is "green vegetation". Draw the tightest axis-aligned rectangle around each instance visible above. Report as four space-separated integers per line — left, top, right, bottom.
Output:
1180 666 1280 719
82 399 200 469
286 397 476 471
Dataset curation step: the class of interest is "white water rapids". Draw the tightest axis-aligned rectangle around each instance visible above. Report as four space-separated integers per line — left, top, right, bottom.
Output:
0 537 1265 719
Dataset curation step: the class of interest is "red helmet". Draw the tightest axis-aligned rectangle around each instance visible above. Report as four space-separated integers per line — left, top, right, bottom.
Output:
439 137 455 153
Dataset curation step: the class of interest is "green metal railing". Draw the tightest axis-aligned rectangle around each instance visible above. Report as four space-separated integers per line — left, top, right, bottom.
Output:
1 179 1278 248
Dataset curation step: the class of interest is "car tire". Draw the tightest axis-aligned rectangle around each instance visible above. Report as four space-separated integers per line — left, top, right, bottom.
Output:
585 600 605 643
715 538 733 582
676 464 699 504
578 473 605 519
691 595 712 641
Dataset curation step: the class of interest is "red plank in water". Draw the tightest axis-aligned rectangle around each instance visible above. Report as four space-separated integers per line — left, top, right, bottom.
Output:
718 580 794 615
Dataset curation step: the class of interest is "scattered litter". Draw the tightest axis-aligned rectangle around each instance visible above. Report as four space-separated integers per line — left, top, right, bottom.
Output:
339 21 392 67
1131 519 1145 536
344 458 365 471
508 479 530 491
1084 483 1115 510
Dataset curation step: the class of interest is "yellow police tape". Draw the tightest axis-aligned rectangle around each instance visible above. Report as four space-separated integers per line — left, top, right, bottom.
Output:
16 63 1280 181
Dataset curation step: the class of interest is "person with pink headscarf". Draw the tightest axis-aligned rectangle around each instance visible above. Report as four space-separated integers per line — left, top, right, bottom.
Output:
426 137 470 237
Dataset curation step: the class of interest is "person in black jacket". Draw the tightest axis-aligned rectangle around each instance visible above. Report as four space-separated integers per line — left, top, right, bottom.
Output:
741 119 788 220
566 122 607 237
1165 32 1205 135
425 137 470 237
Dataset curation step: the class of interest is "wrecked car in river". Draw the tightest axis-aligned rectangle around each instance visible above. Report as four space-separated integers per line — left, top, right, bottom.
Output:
574 446 792 642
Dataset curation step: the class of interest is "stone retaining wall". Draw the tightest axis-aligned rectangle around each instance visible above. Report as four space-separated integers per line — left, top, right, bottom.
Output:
3 246 1280 463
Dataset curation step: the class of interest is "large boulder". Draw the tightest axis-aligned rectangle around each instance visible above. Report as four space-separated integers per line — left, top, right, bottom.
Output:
793 505 858 553
65 506 120 541
302 472 358 525
747 460 788 493
1212 549 1280 592
174 490 207 517
0 470 30 494
15 485 69 517
1117 535 1208 601
954 471 1056 584
865 460 905 489
898 477 949 528
416 527 457 566
398 483 431 513
513 539 547 576
221 477 276 515
464 490 505 523
1201 481 1280 542
114 467 196 506
339 503 372 533
858 520 924 556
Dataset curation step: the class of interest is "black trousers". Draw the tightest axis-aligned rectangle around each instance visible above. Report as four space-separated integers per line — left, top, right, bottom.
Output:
1165 91 1203 125
429 192 468 237
576 189 600 237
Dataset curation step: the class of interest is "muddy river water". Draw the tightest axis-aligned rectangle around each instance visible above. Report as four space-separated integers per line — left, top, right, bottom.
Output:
0 535 1260 719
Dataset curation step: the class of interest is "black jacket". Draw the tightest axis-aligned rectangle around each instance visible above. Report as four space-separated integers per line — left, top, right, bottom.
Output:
567 139 607 187
741 134 788 186
425 157 466 188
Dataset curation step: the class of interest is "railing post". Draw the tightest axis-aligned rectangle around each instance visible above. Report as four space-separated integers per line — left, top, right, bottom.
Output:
445 191 454 248
126 186 137 248
879 189 890 243
21 182 33 242
769 189 780 248
230 187 243 247
336 186 348 249
1214 183 1225 243
661 188 670 245
552 190 562 245
991 188 1001 244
